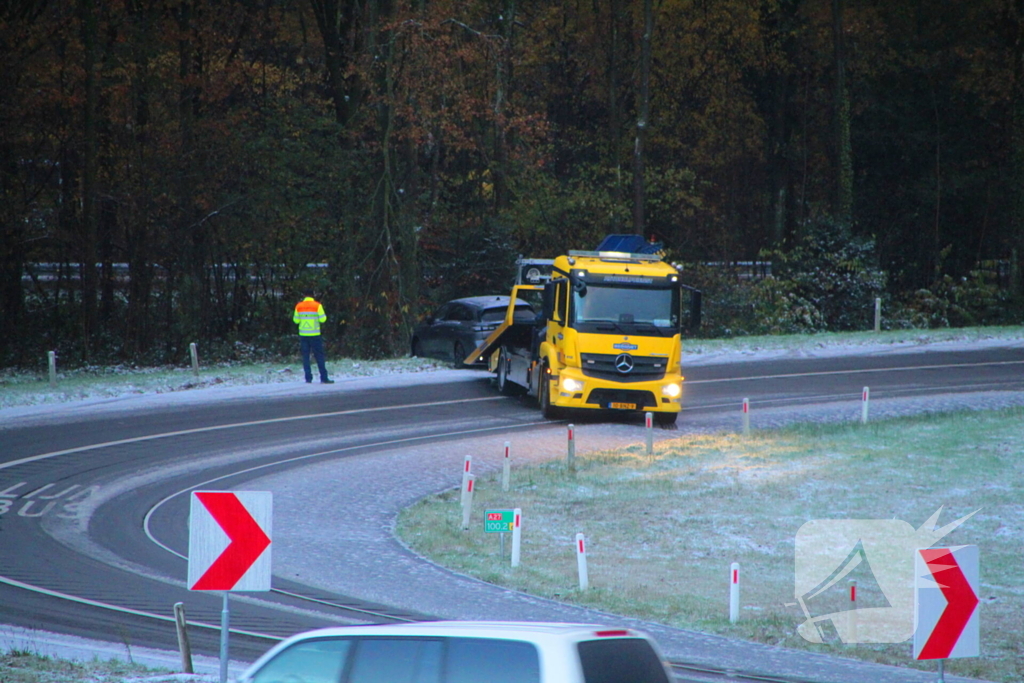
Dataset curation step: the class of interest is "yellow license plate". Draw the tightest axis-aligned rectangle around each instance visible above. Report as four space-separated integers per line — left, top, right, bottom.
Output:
609 402 636 410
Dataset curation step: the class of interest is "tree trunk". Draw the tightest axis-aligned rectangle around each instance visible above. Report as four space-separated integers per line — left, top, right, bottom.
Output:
831 0 852 225
1012 0 1024 294
632 0 652 236
80 0 100 360
608 0 623 212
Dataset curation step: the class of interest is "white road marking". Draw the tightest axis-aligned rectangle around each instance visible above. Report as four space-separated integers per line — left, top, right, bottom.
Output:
144 420 553 559
0 396 504 472
683 359 1024 384
0 574 278 640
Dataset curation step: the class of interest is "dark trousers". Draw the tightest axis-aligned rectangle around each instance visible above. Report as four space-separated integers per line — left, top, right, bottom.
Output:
300 335 329 382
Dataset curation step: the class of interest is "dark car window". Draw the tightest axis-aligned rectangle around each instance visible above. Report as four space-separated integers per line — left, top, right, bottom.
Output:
480 305 534 324
445 638 540 683
348 638 443 683
432 304 451 322
577 638 670 683
447 305 473 322
251 638 352 683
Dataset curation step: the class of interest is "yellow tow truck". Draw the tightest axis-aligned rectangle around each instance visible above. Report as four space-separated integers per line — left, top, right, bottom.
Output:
465 237 700 425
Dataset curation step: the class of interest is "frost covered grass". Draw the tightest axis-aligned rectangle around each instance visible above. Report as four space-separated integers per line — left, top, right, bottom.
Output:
398 408 1024 682
0 650 211 683
0 356 448 410
684 324 1024 359
3 326 1022 411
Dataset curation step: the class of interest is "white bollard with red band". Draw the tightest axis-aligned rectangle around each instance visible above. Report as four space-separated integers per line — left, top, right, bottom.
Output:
729 562 740 623
742 399 750 435
567 424 576 472
502 442 511 492
460 455 473 507
576 532 589 590
645 412 654 455
461 474 475 530
511 508 522 567
861 387 870 424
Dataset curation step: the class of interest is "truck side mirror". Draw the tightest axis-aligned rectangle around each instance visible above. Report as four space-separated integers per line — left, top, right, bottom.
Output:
542 283 556 322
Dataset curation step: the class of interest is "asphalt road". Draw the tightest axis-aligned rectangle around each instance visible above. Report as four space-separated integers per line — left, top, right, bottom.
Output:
1 346 1022 678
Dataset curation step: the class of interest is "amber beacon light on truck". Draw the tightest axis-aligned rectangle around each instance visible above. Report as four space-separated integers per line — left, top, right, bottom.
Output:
466 235 701 426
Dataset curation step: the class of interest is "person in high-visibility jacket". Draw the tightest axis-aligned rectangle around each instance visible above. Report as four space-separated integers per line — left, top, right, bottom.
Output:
293 289 334 384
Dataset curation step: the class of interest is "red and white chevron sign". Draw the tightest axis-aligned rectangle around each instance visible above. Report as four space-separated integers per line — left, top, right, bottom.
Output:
914 545 979 660
188 491 272 592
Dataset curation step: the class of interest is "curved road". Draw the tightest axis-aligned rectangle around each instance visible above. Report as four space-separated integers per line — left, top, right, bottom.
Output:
0 346 1022 678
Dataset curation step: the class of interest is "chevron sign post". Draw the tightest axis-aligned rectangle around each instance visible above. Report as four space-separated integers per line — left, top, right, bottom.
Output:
914 545 979 667
188 491 272 683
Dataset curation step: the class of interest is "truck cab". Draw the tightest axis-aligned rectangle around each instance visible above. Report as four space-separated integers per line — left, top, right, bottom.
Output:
470 241 695 425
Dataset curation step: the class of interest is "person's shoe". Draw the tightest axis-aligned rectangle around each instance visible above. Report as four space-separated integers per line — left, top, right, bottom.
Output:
321 379 335 384
305 379 312 384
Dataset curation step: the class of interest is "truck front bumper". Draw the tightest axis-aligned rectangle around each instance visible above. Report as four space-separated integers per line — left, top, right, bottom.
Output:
550 368 683 413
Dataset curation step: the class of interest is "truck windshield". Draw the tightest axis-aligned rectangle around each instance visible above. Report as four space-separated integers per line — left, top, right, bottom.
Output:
572 285 679 331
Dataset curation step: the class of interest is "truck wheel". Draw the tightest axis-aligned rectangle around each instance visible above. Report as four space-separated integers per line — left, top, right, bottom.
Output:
539 363 561 419
497 352 520 395
654 412 678 427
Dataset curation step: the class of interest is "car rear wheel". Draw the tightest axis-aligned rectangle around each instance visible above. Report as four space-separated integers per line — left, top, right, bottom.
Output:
453 341 467 368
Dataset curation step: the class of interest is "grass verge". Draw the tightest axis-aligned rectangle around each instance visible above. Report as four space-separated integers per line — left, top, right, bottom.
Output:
398 408 1024 683
0 650 196 682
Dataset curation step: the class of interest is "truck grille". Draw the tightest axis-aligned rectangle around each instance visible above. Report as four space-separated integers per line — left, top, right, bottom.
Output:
579 353 668 383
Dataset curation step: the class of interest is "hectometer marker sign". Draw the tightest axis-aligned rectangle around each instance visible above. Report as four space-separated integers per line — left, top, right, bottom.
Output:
188 491 272 591
484 510 514 533
914 545 979 660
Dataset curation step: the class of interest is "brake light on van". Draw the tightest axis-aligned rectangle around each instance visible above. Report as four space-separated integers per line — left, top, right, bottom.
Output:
593 630 630 638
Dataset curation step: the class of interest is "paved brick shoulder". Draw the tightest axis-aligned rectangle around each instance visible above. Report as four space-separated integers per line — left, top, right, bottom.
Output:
255 391 1024 683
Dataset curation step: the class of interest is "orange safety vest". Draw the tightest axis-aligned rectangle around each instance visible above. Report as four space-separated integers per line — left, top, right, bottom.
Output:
293 297 326 336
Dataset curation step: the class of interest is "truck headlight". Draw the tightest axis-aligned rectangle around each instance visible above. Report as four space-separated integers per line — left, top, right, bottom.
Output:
661 383 682 399
561 377 585 393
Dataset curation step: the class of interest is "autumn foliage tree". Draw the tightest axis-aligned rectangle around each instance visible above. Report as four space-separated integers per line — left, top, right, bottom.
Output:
0 0 1020 367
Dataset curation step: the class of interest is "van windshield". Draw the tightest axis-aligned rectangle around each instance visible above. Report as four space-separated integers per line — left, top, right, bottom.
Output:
577 638 671 683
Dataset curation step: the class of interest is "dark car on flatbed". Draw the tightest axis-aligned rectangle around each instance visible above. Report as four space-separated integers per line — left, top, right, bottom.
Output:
411 295 536 366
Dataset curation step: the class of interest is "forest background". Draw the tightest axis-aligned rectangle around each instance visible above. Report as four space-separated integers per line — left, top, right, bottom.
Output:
2 0 1023 368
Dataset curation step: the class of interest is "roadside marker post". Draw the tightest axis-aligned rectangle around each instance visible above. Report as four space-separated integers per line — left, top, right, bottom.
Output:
848 580 858 642
461 475 475 530
567 425 576 473
460 456 472 508
874 297 882 333
502 442 511 492
645 412 654 455
48 351 57 387
576 533 589 590
742 399 750 435
861 387 870 424
729 562 740 623
173 602 193 674
190 342 200 378
511 508 522 567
